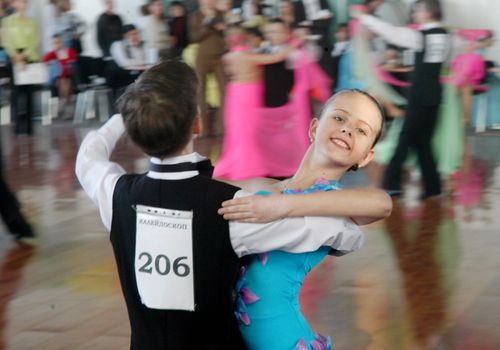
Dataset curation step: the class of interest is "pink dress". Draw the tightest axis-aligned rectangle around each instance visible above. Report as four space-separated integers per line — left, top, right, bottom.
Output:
255 49 332 178
448 52 486 90
214 48 331 180
214 46 266 180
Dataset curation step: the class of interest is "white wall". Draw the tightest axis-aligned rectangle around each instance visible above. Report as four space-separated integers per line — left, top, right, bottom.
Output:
74 0 144 57
33 0 144 57
31 0 500 59
441 0 500 60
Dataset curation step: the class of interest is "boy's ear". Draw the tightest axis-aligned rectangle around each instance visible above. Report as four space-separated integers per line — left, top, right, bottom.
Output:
192 115 202 136
358 148 375 169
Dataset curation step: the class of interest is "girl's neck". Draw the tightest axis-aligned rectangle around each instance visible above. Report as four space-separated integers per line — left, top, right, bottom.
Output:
288 147 347 188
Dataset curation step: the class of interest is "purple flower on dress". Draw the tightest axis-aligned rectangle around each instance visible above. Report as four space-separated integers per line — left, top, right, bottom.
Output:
259 252 269 266
283 178 341 195
234 266 260 326
311 333 332 350
295 333 332 350
295 339 308 350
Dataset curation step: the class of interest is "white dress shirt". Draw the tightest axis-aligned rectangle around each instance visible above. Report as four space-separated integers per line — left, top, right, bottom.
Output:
110 40 147 68
331 41 350 57
75 114 364 258
360 15 465 57
302 0 331 21
374 0 409 27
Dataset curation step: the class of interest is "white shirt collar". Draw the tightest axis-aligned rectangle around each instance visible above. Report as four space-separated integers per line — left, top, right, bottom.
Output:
148 152 208 180
420 22 442 30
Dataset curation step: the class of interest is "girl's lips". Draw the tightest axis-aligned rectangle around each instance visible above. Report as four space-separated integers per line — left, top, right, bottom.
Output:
330 137 351 150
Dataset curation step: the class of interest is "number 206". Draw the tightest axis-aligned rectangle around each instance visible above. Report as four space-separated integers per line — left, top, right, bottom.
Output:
138 253 190 277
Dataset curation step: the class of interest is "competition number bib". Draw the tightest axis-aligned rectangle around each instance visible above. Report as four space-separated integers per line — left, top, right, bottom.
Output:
424 34 449 63
135 205 195 311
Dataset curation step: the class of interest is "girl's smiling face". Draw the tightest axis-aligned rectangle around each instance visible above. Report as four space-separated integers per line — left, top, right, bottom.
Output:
309 91 383 171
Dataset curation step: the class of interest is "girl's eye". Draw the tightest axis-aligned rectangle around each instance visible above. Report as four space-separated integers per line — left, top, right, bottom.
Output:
356 128 367 136
334 115 344 122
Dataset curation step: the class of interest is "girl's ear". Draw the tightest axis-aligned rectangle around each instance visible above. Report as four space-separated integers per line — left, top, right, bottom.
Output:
309 118 319 143
358 148 375 169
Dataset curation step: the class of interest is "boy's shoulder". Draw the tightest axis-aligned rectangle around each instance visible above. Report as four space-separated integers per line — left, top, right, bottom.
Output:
195 175 242 193
115 172 241 194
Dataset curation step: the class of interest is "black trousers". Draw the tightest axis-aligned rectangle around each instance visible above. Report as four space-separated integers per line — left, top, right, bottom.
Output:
0 143 26 236
11 84 35 135
382 102 442 197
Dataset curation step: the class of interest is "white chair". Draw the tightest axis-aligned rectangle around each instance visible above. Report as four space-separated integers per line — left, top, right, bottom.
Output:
74 76 113 124
474 92 488 133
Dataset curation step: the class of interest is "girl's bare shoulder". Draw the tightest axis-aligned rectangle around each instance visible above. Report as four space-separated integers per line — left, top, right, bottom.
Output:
216 177 284 194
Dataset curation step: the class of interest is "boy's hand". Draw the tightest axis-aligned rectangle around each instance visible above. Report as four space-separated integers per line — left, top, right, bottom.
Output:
218 195 288 223
350 5 367 19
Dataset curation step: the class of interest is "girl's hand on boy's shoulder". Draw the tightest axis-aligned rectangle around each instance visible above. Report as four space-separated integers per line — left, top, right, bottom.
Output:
218 194 288 224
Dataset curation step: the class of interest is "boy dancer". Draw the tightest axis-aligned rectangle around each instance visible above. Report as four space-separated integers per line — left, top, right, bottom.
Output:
352 0 450 198
75 60 375 349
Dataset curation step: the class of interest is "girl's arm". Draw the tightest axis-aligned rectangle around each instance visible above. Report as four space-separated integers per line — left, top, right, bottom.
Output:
247 39 302 66
248 46 294 65
218 188 392 225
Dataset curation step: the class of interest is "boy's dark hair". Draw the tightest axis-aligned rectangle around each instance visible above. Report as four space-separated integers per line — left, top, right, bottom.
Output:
122 24 137 35
337 22 348 30
118 60 199 159
415 0 443 21
140 4 150 16
267 17 287 26
170 0 185 8
319 89 386 147
52 33 62 39
246 26 264 39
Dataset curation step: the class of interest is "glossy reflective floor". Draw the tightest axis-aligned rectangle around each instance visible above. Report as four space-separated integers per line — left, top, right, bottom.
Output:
1 121 500 350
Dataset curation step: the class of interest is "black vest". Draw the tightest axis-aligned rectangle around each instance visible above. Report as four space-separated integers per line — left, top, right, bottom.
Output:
410 27 449 106
110 162 245 349
263 61 295 107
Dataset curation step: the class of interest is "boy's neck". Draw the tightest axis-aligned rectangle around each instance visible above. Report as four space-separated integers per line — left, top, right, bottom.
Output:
167 140 195 159
421 18 438 25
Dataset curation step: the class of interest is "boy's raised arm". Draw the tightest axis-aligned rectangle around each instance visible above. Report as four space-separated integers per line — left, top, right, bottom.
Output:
75 114 127 231
352 10 422 51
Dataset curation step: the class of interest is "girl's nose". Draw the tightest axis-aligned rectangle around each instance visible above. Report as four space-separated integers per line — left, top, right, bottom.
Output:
341 128 352 137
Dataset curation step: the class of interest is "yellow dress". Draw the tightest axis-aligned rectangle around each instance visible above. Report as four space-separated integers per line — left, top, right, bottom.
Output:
182 44 221 108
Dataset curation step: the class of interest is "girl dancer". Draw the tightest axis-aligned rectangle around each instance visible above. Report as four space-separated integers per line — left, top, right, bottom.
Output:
255 18 332 179
214 25 297 179
448 29 491 126
220 89 387 349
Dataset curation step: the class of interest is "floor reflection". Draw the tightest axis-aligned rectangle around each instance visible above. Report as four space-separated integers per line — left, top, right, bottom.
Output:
0 123 500 349
0 244 36 350
385 199 452 350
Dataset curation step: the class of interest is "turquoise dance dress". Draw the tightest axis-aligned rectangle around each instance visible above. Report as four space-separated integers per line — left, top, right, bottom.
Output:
235 179 342 350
